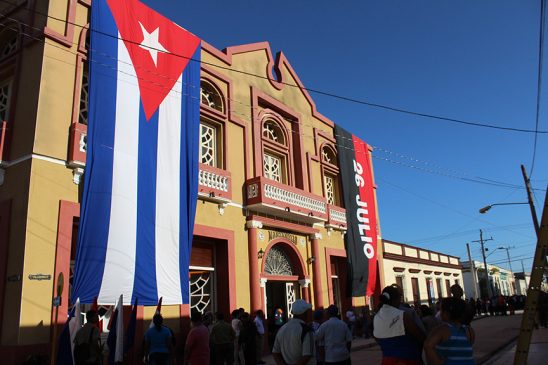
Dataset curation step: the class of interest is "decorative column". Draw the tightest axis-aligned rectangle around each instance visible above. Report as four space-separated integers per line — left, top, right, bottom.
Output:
299 278 311 303
310 233 324 309
247 220 263 313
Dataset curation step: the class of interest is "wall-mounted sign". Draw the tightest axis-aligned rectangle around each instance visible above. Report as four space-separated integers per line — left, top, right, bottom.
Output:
28 274 52 281
268 230 298 246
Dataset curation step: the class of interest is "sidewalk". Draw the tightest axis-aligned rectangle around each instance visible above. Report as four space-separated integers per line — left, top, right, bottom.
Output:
482 327 548 365
261 336 377 365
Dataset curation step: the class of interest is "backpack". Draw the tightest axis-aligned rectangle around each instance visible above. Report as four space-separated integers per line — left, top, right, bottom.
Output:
74 327 95 365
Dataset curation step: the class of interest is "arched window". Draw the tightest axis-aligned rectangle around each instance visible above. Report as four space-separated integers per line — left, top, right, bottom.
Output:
262 116 290 183
264 247 294 276
321 144 341 206
200 79 224 113
263 119 286 145
199 79 225 168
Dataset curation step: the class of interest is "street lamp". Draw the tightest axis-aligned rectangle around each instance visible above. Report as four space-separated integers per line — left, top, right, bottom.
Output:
479 202 528 214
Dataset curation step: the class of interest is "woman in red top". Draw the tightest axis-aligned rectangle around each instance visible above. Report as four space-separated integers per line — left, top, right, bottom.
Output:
184 312 210 365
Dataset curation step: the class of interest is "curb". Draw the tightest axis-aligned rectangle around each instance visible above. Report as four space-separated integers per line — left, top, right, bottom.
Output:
478 335 518 365
350 340 377 352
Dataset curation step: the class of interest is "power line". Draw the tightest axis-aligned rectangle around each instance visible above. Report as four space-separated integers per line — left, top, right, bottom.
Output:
531 0 546 178
2 0 548 135
3 17 544 194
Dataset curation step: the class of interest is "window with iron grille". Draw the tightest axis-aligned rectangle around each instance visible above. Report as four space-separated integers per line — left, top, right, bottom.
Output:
264 152 283 182
324 174 336 205
0 80 11 122
189 268 214 314
200 122 217 167
79 62 89 125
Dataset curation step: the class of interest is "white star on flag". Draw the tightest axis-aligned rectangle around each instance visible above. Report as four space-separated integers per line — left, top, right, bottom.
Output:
138 21 168 66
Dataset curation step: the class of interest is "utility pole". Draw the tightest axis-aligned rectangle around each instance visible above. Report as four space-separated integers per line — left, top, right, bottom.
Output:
466 243 479 299
521 164 540 236
472 230 493 298
521 260 529 288
500 246 515 273
513 163 547 365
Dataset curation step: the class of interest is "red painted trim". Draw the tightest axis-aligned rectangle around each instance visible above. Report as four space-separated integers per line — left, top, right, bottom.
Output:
200 65 250 177
306 152 314 193
310 237 323 309
260 238 306 279
201 41 336 128
317 129 336 144
0 200 12 334
325 248 346 305
77 23 89 55
193 225 236 310
248 227 261 313
246 215 319 235
0 121 7 161
51 201 80 351
251 87 309 190
44 0 77 48
260 274 300 282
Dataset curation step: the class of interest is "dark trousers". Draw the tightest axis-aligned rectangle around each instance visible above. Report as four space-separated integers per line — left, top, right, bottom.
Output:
149 352 171 365
214 343 235 365
326 359 351 365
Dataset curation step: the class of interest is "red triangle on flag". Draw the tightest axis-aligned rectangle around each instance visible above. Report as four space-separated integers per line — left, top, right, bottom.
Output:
107 0 200 120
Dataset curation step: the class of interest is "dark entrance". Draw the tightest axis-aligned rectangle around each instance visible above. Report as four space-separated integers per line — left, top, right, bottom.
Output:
266 281 288 350
266 281 287 320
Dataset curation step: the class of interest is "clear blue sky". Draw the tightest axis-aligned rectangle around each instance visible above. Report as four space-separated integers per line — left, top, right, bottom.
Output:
144 0 547 273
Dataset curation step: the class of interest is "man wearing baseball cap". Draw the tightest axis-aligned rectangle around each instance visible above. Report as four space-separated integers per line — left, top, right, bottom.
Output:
272 299 315 365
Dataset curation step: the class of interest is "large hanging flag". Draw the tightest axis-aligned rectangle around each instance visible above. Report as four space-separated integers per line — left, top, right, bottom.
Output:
335 126 379 297
72 0 201 305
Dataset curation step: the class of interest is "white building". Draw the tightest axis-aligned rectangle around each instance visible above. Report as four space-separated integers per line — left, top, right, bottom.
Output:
382 240 464 306
513 272 530 296
462 260 516 299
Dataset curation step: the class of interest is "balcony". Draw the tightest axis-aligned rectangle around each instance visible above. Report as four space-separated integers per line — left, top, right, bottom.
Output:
245 176 328 224
326 204 347 231
198 163 232 203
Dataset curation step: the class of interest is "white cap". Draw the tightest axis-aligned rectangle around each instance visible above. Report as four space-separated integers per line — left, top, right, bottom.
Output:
291 299 312 315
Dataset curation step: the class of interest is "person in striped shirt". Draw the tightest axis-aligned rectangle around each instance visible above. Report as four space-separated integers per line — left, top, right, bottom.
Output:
424 297 476 365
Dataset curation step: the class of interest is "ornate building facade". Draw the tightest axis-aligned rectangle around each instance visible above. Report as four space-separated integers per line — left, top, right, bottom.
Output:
382 240 464 306
0 0 383 362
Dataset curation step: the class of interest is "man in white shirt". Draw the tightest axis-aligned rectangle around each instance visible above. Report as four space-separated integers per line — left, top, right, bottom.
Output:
315 305 352 365
272 299 315 365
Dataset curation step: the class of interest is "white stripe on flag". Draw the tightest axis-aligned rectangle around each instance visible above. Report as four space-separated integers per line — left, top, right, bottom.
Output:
155 75 183 304
98 34 140 304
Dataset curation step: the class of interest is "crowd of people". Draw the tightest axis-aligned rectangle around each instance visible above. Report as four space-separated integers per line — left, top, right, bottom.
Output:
71 284 548 365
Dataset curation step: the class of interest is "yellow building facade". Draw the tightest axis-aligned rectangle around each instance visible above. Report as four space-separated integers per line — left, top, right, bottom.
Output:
0 1 384 362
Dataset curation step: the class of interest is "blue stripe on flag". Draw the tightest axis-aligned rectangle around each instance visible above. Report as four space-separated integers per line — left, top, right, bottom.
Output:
72 0 119 304
133 104 159 304
179 47 201 304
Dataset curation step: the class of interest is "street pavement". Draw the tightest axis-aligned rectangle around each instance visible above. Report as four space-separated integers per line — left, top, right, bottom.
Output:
262 314 524 365
483 326 548 365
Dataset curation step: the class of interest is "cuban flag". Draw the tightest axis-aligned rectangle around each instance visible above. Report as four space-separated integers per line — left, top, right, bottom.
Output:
72 0 201 305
